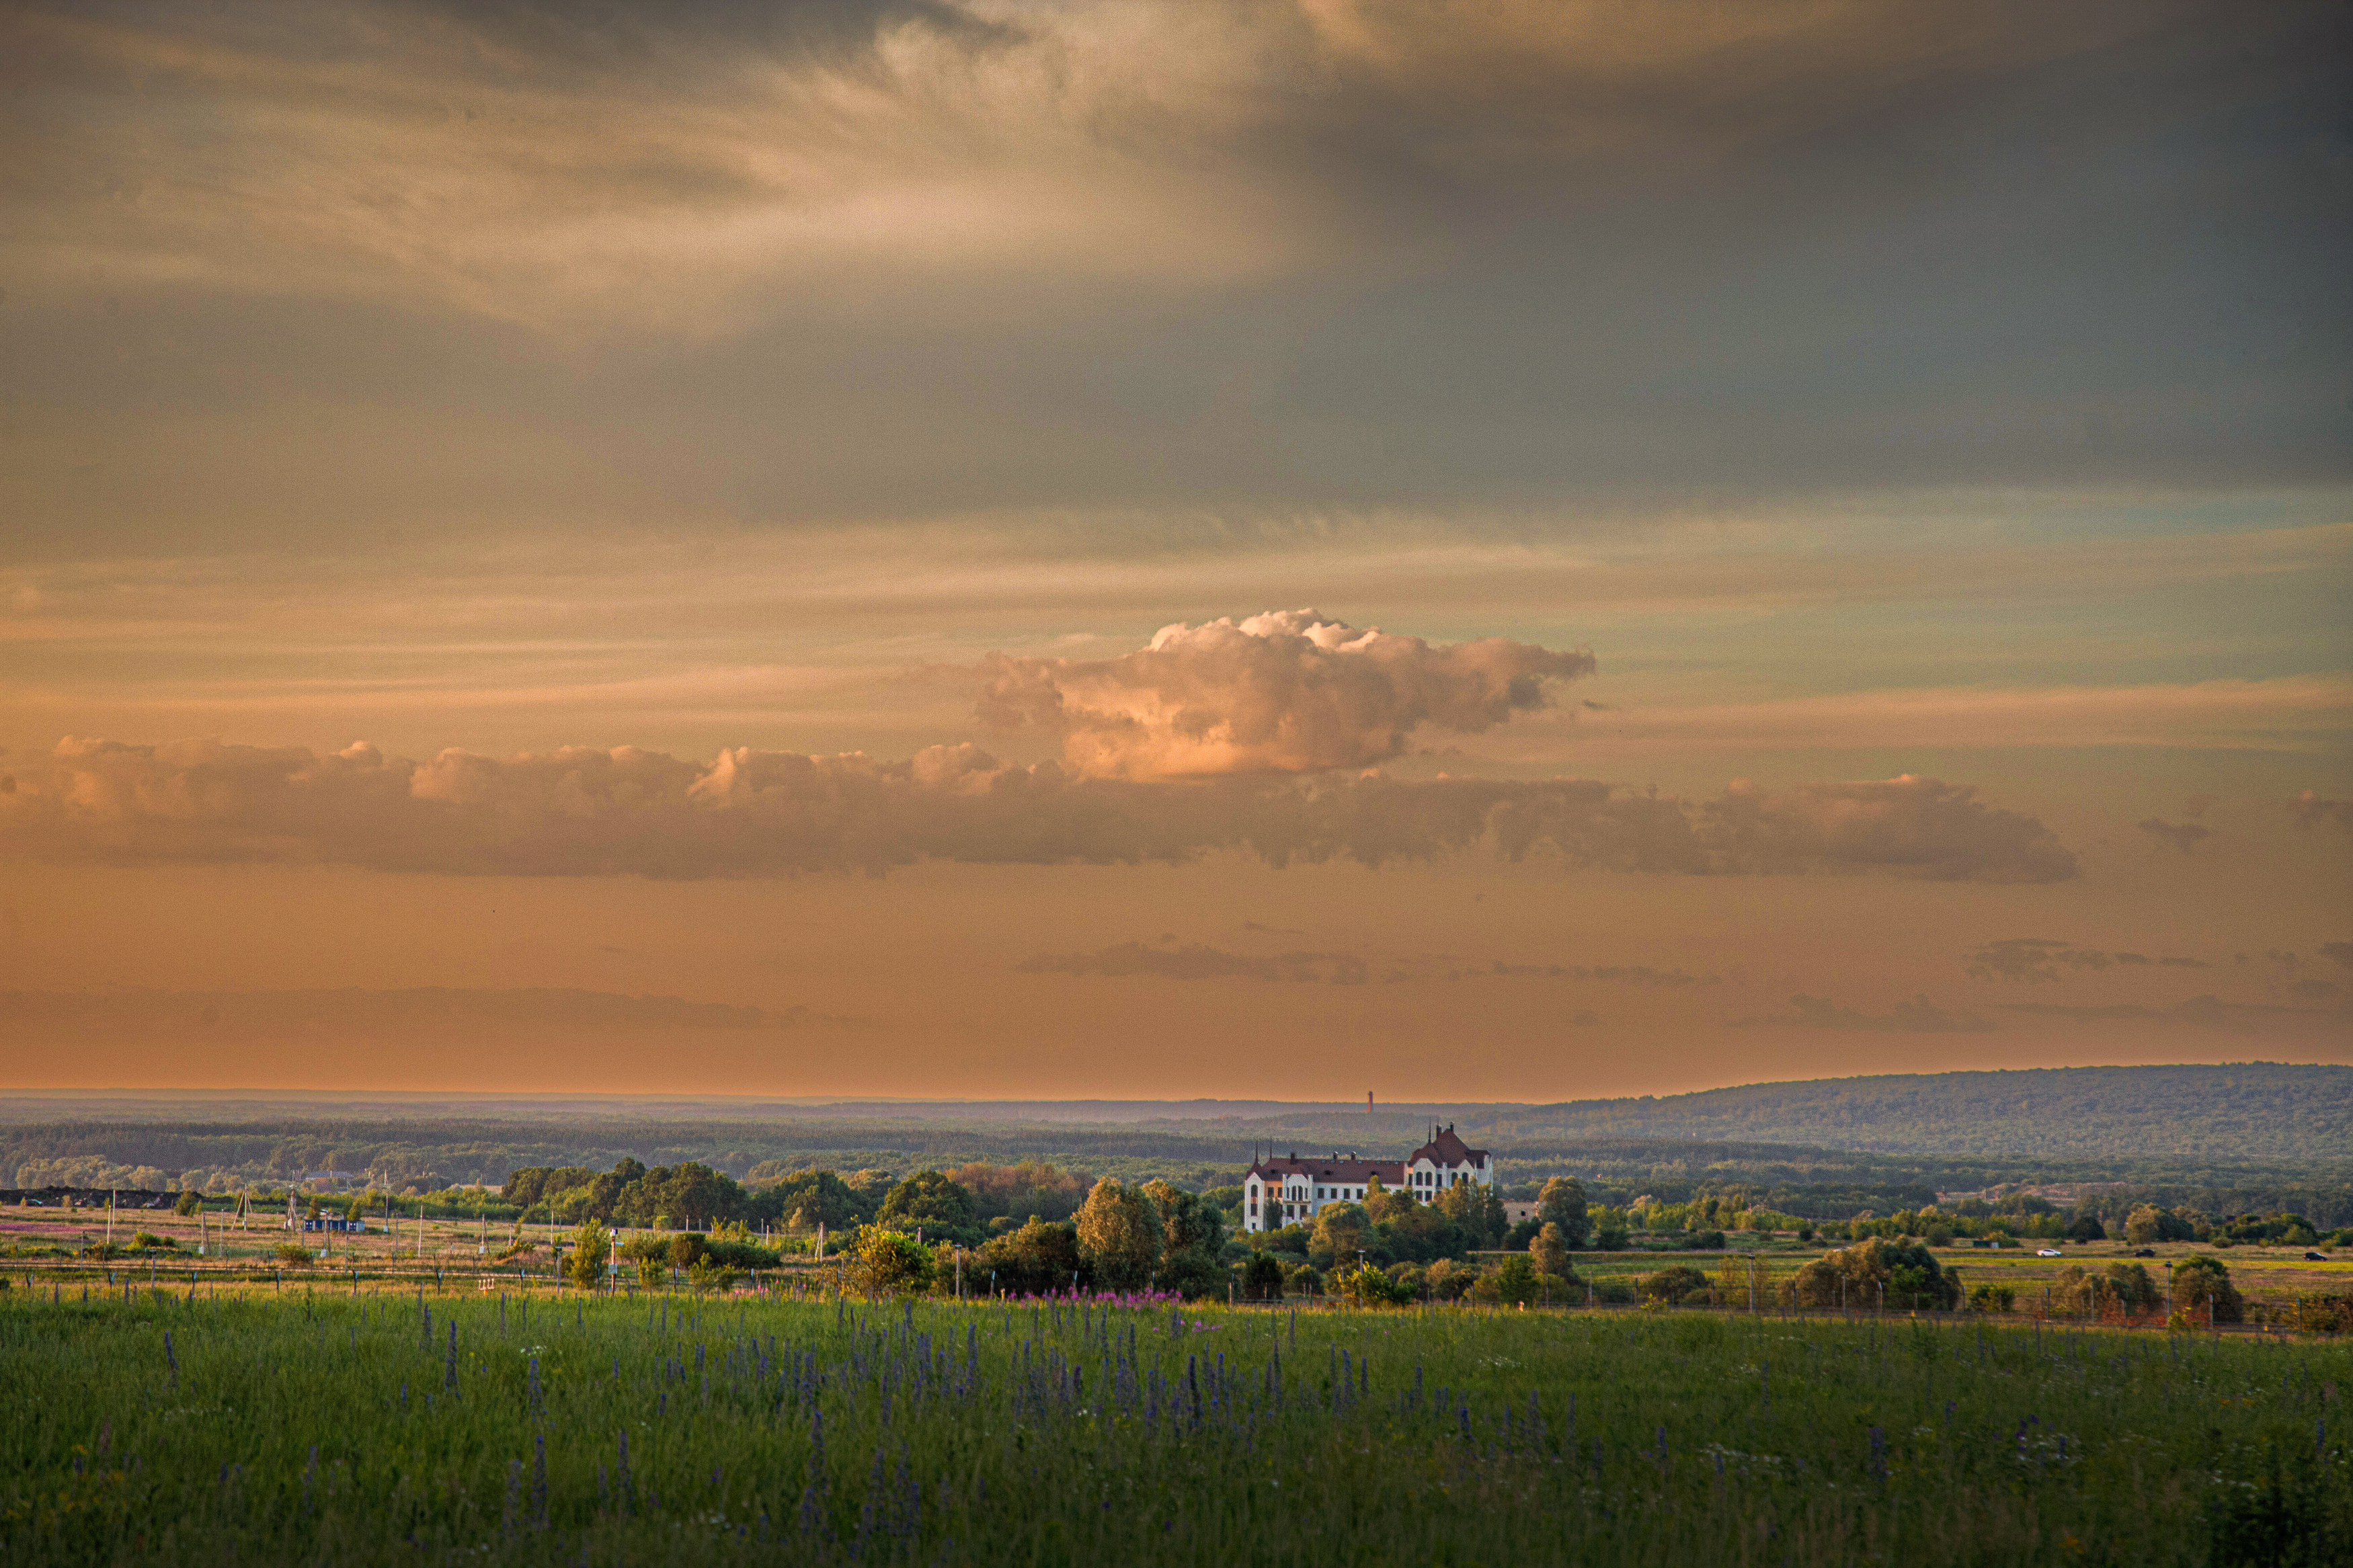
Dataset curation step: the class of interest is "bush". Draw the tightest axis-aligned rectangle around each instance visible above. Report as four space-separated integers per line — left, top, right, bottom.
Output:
2294 1292 2353 1334
1638 1264 1712 1305
131 1231 175 1251
1241 1250 1287 1302
174 1191 202 1216
274 1243 314 1267
1688 1231 1726 1251
686 1257 738 1292
845 1225 936 1297
1969 1283 2016 1313
1337 1262 1416 1307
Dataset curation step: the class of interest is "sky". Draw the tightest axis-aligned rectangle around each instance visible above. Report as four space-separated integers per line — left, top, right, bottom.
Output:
0 0 2347 1098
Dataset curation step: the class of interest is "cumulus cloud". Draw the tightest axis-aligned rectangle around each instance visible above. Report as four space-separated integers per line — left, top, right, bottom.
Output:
2137 817 2210 854
976 610 1594 778
0 735 2079 882
2290 791 2353 832
1737 994 1996 1034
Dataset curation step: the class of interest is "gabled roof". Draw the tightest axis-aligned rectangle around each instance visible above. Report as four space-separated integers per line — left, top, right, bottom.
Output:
1247 1153 1405 1185
1407 1124 1488 1167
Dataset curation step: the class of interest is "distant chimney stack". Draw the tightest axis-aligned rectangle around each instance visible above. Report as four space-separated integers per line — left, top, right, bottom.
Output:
1367 1091 1373 1114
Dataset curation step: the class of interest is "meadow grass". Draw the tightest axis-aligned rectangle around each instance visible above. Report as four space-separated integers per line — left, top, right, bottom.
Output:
3 1284 2348 1566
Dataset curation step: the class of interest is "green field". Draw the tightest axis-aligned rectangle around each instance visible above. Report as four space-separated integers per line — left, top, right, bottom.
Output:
4 1284 2348 1567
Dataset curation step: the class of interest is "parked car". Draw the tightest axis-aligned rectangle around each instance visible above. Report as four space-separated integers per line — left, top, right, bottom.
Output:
2307 1251 2330 1262
2035 1247 2063 1257
2132 1247 2156 1257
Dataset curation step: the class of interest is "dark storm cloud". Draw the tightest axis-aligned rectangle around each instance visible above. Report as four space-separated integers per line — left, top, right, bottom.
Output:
3 0 2345 550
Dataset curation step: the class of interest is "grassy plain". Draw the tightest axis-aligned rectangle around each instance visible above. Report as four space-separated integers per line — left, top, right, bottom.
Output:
4 1274 2350 1567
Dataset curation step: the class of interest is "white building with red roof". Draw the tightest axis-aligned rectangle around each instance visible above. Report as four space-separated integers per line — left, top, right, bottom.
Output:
1242 1123 1494 1233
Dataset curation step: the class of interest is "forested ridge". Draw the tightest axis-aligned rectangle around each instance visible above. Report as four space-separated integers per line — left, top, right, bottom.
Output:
4 1063 2349 1223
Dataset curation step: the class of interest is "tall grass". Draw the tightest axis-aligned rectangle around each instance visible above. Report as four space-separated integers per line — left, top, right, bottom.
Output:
3 1286 2346 1565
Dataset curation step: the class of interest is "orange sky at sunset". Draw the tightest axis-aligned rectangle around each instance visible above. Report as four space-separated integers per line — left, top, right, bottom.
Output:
1 1 2346 1097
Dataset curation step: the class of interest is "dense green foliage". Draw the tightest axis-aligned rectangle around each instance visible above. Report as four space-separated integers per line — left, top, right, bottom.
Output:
8 1064 2352 1229
3 1286 2348 1565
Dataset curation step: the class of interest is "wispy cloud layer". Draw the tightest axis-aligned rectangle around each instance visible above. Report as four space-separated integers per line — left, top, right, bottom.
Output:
1738 994 1995 1034
0 735 2076 880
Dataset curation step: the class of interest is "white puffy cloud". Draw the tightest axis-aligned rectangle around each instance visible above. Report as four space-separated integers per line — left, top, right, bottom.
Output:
0 735 2076 882
976 610 1595 778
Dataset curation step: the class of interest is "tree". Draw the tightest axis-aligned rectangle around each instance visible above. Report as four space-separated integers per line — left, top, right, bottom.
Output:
1783 1237 1958 1311
1437 1179 1507 1249
2127 1204 2200 1245
2055 1262 2159 1319
1531 1222 1569 1281
2066 1213 2107 1243
762 1170 867 1233
1361 1175 1417 1224
973 1217 1085 1297
1142 1180 1226 1298
1241 1250 1287 1301
174 1190 202 1216
1425 1258 1478 1301
845 1225 935 1297
1538 1178 1590 1246
878 1171 982 1245
1479 1255 1544 1306
2171 1255 2245 1324
568 1220 608 1290
1307 1202 1371 1272
1074 1180 1160 1291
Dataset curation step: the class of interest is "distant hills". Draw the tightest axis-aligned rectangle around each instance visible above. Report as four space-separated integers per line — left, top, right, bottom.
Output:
1466 1063 2352 1165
